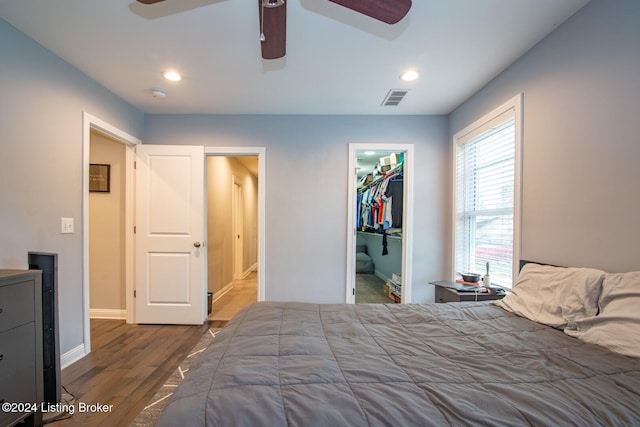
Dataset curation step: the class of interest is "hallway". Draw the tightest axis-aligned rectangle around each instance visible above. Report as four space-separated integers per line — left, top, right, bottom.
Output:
209 271 257 321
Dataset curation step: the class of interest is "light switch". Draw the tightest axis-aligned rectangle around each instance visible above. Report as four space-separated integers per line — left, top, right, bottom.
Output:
61 217 74 234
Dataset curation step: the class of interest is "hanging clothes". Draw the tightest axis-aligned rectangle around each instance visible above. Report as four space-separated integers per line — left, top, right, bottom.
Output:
382 231 389 255
356 191 363 230
357 165 403 232
383 196 393 230
385 175 403 228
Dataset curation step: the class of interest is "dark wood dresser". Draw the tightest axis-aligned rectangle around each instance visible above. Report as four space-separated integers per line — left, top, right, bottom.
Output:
0 270 43 427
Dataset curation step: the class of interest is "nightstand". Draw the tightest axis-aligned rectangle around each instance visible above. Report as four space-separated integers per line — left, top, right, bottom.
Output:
430 280 507 303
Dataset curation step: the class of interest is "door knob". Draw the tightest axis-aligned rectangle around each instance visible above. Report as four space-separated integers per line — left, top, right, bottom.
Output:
193 242 201 248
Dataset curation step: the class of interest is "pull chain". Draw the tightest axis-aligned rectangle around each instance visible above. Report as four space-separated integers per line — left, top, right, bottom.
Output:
260 1 266 42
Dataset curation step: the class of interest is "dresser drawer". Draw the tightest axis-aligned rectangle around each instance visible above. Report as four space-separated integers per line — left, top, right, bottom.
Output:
0 323 38 426
0 280 35 333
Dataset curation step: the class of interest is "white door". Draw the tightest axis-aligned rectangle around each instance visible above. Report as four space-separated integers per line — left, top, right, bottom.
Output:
135 145 205 324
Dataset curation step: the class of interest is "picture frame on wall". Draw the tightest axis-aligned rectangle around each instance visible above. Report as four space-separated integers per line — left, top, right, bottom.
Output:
89 164 110 193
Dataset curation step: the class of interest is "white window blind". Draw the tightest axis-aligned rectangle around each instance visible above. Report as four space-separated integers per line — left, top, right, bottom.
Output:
454 108 517 287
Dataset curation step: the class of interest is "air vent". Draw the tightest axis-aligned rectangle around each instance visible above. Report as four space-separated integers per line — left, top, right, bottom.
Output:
381 89 409 107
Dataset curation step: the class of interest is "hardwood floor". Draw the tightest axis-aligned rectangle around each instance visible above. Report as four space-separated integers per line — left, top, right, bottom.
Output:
53 319 226 426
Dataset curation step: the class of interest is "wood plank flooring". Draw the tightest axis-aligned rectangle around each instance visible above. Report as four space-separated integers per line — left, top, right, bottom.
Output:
54 319 227 426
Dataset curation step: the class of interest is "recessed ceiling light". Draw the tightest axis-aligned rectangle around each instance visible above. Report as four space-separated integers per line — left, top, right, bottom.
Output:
163 71 182 82
400 70 419 82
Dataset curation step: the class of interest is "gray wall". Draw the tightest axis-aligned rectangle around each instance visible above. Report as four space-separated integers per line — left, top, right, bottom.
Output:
0 19 144 355
449 0 640 273
144 115 450 303
356 232 402 283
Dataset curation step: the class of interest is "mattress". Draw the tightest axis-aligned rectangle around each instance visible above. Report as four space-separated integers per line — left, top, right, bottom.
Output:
157 301 640 426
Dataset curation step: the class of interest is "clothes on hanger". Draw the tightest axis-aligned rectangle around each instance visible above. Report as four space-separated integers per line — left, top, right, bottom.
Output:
382 230 389 256
357 167 403 232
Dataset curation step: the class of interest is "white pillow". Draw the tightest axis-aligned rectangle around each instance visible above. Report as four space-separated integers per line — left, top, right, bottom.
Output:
565 271 640 358
494 263 606 328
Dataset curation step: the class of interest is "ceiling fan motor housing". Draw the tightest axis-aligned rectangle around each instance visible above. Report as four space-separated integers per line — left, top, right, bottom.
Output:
259 0 287 59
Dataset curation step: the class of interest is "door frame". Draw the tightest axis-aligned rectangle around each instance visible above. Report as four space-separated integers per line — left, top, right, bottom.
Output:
81 112 139 355
346 143 414 304
232 176 244 280
205 147 266 302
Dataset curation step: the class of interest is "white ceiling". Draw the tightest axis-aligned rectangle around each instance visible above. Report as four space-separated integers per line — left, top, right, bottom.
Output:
0 0 589 115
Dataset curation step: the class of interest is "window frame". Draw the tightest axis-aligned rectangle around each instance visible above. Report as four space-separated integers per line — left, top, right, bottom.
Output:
452 94 523 287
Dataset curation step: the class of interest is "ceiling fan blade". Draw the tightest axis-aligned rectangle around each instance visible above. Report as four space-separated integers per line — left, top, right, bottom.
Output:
259 0 286 59
137 0 166 4
328 0 411 24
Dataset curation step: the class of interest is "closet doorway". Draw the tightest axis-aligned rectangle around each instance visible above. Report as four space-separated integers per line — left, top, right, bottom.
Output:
88 130 128 320
206 154 261 321
346 143 414 304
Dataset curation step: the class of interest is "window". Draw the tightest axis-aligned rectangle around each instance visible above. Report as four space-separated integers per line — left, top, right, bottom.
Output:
453 95 522 287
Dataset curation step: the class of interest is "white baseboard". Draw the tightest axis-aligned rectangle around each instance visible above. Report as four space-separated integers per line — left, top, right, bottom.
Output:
90 308 126 320
233 263 258 280
212 281 234 302
61 344 87 369
242 263 258 279
242 262 258 279
375 270 392 283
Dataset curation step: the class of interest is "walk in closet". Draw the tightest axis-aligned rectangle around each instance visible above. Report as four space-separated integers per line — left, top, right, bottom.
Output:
354 152 404 303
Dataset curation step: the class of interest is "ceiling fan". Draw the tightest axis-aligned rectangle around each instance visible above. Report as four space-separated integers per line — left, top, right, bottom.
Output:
136 0 412 60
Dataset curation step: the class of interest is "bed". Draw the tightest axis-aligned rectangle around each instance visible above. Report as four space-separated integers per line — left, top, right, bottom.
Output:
157 263 640 426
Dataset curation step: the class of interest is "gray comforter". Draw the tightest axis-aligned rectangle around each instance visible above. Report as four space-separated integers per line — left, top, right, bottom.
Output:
157 302 640 426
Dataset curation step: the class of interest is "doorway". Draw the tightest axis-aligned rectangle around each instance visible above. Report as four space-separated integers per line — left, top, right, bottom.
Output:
346 143 414 304
80 112 138 362
89 130 127 320
206 154 261 321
